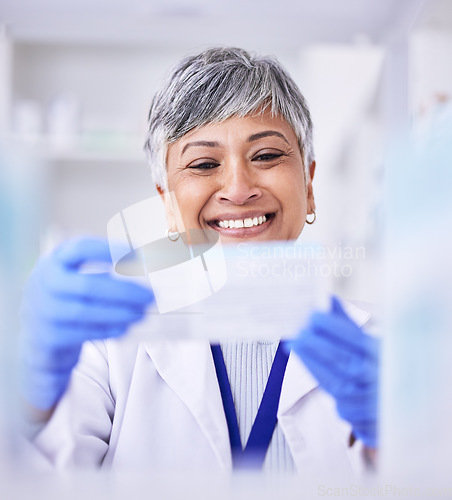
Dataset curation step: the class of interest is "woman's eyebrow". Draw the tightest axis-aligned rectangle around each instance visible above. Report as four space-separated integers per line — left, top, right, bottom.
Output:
247 130 289 144
181 140 221 155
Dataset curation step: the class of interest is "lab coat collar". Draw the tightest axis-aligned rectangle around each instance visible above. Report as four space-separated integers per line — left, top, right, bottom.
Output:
278 352 318 415
143 340 232 470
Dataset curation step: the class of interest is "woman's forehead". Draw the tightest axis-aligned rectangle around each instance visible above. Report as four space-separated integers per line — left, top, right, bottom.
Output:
173 112 298 146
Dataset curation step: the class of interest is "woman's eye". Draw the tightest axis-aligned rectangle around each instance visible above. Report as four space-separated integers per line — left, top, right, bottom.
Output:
187 161 219 170
253 152 284 162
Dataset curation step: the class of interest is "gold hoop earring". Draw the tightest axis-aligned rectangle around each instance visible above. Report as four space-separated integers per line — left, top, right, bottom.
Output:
166 228 180 242
306 210 316 225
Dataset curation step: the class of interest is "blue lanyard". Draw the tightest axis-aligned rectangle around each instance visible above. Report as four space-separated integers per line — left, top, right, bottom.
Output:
210 342 289 470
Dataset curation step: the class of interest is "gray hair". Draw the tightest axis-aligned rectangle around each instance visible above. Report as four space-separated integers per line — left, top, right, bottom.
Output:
144 47 314 191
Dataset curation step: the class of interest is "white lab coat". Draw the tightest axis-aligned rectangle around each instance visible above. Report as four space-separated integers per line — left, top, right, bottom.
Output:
26 302 371 477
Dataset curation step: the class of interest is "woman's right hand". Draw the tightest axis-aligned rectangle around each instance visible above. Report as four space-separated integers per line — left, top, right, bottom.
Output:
20 238 154 414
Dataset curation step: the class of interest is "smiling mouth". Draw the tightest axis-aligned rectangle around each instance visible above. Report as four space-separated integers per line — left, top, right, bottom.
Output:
211 213 275 230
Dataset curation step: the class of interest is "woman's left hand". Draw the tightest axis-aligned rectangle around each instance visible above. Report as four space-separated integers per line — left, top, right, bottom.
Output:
287 296 379 449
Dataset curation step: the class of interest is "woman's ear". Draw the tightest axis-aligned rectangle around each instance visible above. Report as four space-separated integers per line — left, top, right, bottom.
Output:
156 184 164 197
157 188 186 235
307 161 316 213
158 186 176 231
309 161 316 183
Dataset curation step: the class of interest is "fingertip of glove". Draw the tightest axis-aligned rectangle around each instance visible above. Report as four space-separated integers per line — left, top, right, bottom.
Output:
331 295 348 318
309 310 325 325
286 328 310 355
282 340 294 355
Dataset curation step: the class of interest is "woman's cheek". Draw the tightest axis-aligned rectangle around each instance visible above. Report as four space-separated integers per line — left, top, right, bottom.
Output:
181 203 202 231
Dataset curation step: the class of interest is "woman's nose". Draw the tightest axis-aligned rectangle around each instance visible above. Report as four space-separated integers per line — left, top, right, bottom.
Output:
216 162 262 205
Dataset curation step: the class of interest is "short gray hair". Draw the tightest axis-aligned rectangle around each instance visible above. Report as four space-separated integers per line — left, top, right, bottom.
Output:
144 47 314 190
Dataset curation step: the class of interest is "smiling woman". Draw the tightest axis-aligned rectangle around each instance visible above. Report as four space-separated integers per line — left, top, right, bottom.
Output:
145 47 316 244
164 112 316 243
19 46 378 476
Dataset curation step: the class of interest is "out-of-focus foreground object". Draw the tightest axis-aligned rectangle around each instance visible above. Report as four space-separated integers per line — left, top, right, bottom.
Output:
381 96 452 487
0 146 42 493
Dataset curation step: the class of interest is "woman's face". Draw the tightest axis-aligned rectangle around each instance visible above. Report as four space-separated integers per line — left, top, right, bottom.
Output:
163 110 315 244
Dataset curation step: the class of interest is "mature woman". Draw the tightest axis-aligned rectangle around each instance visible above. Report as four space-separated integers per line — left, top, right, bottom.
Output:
20 47 378 474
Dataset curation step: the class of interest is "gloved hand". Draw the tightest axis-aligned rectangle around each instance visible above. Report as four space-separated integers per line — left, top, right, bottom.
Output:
20 238 154 411
288 296 379 448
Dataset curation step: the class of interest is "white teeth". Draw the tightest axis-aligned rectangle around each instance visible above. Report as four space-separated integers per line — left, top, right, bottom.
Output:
216 215 269 229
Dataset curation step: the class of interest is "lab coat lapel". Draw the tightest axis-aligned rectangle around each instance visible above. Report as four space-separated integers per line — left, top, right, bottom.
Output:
143 340 232 470
279 351 318 415
277 351 319 466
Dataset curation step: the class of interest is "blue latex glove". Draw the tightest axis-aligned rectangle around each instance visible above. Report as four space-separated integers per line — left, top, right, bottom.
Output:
20 238 154 411
288 296 379 448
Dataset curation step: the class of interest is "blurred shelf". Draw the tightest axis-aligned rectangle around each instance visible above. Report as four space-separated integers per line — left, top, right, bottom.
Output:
7 133 148 164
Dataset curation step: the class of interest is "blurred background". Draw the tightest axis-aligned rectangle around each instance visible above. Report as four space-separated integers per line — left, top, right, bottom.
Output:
1 0 452 494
